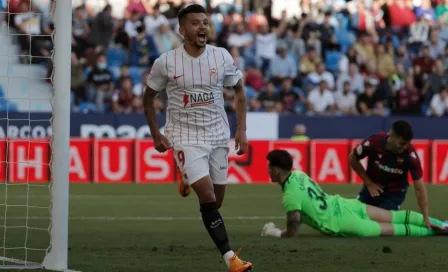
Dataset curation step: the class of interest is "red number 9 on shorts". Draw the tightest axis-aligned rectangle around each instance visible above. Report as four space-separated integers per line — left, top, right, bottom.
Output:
177 151 185 167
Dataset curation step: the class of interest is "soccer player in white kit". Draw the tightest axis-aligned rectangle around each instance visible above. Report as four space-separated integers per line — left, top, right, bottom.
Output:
143 4 253 272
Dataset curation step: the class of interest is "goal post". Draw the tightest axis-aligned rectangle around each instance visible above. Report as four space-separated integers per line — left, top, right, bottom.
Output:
42 0 72 270
0 0 72 270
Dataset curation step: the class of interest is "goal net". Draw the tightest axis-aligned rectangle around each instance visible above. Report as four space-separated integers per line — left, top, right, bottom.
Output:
0 0 71 270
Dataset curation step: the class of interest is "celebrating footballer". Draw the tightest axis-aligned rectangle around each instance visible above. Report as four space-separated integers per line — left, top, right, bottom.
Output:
143 4 252 272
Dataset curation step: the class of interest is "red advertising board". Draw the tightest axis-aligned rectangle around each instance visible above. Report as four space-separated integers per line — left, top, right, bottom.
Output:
8 139 50 183
93 139 133 183
410 140 430 183
69 138 92 183
310 140 349 183
0 138 443 184
432 141 448 184
0 140 6 183
135 140 175 183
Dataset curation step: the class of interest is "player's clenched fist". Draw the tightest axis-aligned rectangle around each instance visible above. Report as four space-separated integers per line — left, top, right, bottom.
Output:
234 129 247 155
153 133 171 153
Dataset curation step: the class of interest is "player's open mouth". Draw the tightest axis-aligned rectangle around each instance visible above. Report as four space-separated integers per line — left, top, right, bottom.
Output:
197 33 207 43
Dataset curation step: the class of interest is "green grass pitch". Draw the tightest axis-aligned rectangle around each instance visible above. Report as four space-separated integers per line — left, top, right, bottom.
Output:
1 183 448 271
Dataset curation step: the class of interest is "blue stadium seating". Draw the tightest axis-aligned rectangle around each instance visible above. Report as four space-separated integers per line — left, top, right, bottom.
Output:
325 51 342 73
107 48 128 67
129 66 143 84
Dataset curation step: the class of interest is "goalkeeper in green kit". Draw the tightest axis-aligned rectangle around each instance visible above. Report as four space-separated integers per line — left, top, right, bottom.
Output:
261 150 448 238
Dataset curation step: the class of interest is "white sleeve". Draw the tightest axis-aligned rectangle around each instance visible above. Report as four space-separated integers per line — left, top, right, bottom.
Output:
221 49 243 87
146 54 168 92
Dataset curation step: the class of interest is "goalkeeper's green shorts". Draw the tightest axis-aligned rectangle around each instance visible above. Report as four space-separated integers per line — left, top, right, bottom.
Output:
336 198 382 237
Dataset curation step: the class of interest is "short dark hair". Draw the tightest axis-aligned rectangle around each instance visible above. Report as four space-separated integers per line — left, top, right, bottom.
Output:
178 4 206 25
391 120 413 141
267 150 293 171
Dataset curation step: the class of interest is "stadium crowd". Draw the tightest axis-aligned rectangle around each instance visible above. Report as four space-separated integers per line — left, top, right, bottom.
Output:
2 0 448 116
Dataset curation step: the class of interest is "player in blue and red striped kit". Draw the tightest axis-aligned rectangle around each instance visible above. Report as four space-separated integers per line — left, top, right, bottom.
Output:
349 120 431 228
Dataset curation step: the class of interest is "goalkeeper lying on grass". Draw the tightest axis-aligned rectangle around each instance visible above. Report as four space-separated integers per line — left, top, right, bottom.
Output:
261 150 448 238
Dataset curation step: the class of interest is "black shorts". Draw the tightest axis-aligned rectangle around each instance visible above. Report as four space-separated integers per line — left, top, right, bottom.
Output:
357 187 406 211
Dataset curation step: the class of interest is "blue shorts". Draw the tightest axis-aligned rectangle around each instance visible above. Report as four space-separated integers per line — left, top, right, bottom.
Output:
357 187 406 211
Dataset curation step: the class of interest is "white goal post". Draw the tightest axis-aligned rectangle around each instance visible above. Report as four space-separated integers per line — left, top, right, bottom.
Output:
0 0 71 270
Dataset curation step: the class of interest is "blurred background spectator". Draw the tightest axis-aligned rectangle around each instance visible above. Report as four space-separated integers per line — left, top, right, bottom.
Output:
2 0 448 117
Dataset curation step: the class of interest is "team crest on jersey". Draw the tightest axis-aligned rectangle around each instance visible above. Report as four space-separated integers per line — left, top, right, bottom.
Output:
209 68 217 77
183 92 215 107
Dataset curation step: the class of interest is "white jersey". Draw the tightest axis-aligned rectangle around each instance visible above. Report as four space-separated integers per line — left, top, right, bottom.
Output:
147 45 243 146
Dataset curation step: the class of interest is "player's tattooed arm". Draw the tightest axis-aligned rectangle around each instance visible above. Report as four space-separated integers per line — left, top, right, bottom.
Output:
281 210 301 238
143 86 161 136
233 79 247 131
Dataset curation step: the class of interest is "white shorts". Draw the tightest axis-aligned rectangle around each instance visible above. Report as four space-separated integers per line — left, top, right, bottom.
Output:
173 144 229 186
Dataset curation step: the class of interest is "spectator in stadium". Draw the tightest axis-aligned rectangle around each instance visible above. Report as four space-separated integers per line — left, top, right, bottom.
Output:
415 0 436 21
354 32 375 65
87 54 114 113
336 63 364 93
357 81 387 116
435 0 448 19
269 44 297 86
307 62 335 90
335 81 359 116
125 10 143 38
428 86 448 116
133 70 151 97
393 75 421 115
427 29 446 59
153 22 182 54
14 0 50 63
306 80 336 116
389 63 407 94
413 45 435 75
279 78 305 113
258 81 280 112
408 14 430 53
88 4 114 53
395 44 413 72
376 44 395 78
227 24 253 49
248 98 263 112
299 46 321 75
254 11 288 76
291 124 310 141
72 6 93 58
338 46 361 74
125 0 151 19
144 4 169 36
130 25 159 66
422 60 448 101
71 53 87 105
112 76 135 113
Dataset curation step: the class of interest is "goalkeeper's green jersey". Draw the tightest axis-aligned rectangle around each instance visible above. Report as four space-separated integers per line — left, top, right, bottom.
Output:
282 170 343 236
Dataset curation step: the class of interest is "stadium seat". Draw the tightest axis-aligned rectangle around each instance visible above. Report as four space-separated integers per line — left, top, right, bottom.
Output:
0 86 4 97
78 102 98 113
325 51 342 73
129 66 143 84
245 85 257 100
8 103 18 112
421 104 429 116
107 48 127 67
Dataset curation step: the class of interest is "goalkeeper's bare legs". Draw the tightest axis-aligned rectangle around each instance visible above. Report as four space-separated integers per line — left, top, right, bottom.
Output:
366 205 448 236
191 176 252 271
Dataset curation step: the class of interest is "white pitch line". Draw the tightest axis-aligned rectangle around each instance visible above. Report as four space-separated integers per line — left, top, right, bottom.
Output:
0 216 284 221
0 194 282 199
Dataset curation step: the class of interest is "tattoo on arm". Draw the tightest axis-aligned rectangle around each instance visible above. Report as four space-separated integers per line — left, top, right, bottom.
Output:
281 210 301 238
233 79 246 131
143 86 160 136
